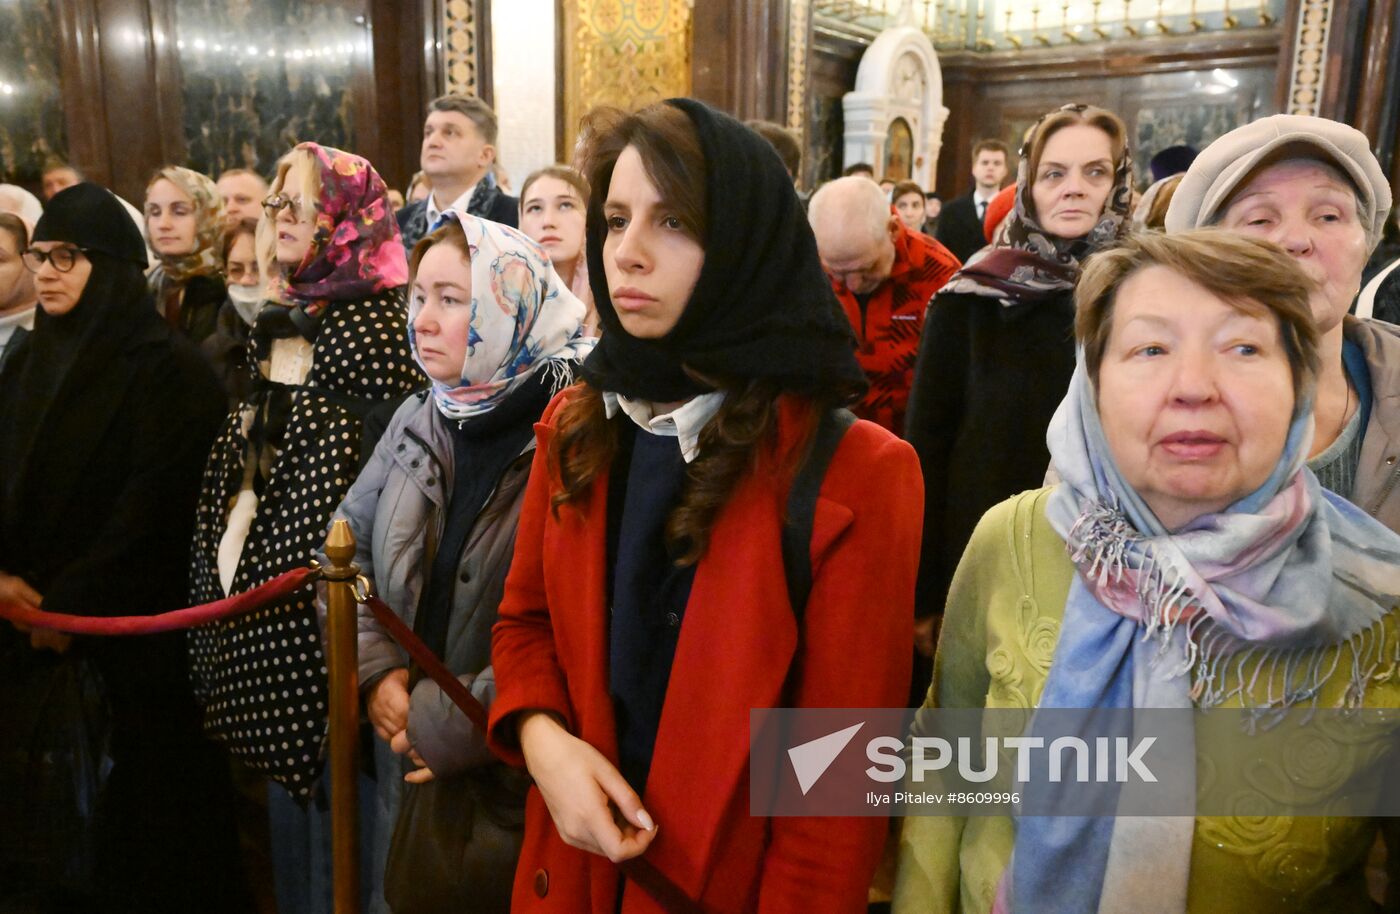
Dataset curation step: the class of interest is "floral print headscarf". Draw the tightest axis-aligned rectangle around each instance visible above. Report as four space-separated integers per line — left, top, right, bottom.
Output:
408 211 595 421
147 166 225 284
267 142 408 317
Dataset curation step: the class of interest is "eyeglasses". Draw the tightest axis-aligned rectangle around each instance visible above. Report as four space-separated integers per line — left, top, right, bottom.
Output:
262 193 311 221
22 245 91 273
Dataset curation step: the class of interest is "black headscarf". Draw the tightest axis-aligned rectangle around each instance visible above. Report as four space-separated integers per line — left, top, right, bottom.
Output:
579 98 867 404
0 184 152 512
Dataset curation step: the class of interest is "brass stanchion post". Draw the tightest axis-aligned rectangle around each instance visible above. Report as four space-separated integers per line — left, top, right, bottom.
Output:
322 519 361 914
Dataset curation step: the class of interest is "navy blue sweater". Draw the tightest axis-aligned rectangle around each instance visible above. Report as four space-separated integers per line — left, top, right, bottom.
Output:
606 423 696 793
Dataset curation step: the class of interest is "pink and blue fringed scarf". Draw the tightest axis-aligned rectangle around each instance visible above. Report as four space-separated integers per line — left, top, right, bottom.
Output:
997 351 1400 914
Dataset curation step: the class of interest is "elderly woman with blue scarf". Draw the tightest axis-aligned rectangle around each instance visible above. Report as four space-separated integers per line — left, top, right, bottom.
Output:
893 228 1400 914
328 211 593 914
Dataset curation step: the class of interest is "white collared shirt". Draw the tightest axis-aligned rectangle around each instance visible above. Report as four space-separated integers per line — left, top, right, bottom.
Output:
602 391 727 464
425 182 479 228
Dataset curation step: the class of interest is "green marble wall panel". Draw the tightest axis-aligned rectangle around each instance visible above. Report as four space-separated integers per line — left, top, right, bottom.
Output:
174 0 366 179
0 0 67 188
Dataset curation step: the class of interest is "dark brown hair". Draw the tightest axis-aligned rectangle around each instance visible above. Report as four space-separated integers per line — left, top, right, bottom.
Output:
1076 229 1319 402
972 138 1011 162
891 180 925 205
220 217 259 264
552 103 796 565
579 104 707 242
746 120 802 180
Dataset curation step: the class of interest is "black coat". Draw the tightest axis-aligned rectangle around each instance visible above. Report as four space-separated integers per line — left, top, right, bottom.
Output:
903 287 1077 620
151 269 227 348
200 297 257 406
1374 263 1400 326
0 305 224 625
934 192 989 265
188 288 423 796
0 300 245 911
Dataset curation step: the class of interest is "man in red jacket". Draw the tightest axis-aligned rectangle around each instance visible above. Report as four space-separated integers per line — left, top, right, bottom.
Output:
809 176 961 433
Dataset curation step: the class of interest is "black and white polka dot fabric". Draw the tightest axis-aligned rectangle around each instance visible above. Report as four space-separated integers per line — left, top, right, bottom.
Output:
188 289 423 798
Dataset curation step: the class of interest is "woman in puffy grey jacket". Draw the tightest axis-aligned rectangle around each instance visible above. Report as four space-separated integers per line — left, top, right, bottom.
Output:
330 211 593 913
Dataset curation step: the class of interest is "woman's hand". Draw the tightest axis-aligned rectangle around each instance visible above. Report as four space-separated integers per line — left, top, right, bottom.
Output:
28 628 72 654
367 667 410 742
389 729 435 784
0 573 69 652
914 615 940 658
0 572 42 616
518 711 657 863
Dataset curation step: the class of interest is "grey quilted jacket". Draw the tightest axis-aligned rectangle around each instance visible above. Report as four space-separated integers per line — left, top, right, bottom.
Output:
328 389 533 912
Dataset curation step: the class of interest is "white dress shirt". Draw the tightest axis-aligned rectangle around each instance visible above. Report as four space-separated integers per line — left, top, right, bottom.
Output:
425 182 479 228
601 391 727 464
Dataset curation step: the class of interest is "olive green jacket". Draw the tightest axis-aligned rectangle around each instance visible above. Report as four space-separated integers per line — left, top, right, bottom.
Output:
894 487 1400 914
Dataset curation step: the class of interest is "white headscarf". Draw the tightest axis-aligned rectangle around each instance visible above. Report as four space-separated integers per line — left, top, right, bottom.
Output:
0 184 42 235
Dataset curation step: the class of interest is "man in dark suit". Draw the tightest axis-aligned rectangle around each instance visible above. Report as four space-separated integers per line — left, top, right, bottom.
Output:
397 94 518 251
934 139 1010 263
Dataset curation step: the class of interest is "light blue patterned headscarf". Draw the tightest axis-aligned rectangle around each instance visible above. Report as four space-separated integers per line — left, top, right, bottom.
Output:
999 351 1400 914
408 211 595 421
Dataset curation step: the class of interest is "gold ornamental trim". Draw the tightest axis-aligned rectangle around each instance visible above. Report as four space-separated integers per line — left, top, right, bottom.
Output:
788 0 811 136
445 0 478 95
1285 0 1331 115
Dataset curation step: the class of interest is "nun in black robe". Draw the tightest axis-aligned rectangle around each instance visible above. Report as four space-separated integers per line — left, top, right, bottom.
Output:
0 183 247 913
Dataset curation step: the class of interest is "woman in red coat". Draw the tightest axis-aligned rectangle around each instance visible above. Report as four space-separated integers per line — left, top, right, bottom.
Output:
487 98 923 913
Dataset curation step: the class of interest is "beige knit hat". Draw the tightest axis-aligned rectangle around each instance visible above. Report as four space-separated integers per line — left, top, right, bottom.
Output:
1164 114 1393 252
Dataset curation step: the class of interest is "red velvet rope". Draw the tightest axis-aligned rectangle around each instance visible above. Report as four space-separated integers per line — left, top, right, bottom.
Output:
362 594 489 732
2 568 708 913
0 566 319 635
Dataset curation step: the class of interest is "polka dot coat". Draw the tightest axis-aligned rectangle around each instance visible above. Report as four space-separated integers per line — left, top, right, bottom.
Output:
188 289 423 798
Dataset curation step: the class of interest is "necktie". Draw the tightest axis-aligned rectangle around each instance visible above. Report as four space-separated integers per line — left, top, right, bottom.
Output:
977 200 987 221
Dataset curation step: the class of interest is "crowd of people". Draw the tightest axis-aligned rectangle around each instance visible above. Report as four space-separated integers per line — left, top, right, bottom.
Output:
0 86 1398 914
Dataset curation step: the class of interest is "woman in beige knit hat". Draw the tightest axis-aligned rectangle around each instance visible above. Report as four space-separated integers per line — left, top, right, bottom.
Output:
1166 114 1400 533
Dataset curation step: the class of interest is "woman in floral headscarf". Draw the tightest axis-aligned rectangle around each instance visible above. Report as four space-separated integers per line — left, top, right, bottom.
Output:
187 142 423 914
903 103 1133 661
331 211 592 914
145 165 227 346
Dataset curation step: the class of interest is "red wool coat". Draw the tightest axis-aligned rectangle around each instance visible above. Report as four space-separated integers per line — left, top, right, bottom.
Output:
488 390 922 913
829 224 961 434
